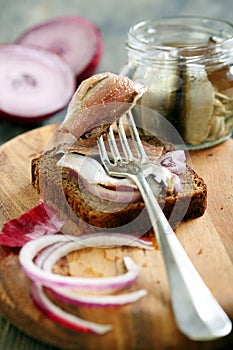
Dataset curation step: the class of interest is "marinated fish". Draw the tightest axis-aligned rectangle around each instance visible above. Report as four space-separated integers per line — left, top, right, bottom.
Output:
59 72 145 144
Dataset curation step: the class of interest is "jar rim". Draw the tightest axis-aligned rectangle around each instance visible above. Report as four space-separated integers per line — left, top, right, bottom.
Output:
127 15 233 58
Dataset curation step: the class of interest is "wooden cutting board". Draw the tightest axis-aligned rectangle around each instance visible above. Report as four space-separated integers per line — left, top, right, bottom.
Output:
0 124 233 350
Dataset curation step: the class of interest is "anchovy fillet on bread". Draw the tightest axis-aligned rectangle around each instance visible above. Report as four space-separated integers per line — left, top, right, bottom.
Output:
31 72 207 235
31 143 207 234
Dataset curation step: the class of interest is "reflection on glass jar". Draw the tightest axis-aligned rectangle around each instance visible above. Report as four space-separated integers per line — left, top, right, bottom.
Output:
121 16 233 149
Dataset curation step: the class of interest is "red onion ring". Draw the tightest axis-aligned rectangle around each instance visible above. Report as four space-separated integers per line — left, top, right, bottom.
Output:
20 235 142 291
81 178 141 203
57 153 138 189
160 150 186 175
49 286 148 307
57 153 142 202
57 150 186 201
20 233 153 334
31 282 112 335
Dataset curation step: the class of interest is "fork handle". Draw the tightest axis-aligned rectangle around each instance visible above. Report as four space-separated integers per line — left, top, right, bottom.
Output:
132 171 232 341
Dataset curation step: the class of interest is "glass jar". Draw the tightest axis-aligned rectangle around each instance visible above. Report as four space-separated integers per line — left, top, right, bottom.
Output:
120 16 233 149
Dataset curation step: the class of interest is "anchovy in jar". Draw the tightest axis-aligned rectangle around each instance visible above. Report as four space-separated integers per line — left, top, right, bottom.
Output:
121 16 233 149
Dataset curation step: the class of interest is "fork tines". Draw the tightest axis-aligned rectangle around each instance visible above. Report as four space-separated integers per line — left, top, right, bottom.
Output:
124 111 149 164
98 111 149 167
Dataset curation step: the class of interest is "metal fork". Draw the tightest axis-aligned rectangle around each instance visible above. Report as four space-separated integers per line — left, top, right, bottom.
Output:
97 111 232 341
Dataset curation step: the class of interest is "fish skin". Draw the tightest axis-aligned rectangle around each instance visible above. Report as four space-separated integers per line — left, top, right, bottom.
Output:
59 72 145 145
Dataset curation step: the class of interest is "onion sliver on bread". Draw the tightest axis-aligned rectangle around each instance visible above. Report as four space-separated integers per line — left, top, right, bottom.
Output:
31 72 207 235
31 145 207 235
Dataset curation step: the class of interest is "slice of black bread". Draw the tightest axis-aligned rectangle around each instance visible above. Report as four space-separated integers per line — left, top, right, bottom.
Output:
31 137 207 236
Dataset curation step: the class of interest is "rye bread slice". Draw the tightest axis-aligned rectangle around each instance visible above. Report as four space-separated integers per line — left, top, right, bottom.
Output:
31 138 207 235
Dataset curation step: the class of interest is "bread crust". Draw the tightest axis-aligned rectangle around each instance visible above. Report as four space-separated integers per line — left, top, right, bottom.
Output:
31 143 207 235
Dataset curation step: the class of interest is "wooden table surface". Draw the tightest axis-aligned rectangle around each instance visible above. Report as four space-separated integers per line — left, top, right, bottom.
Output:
1 0 233 349
0 124 232 350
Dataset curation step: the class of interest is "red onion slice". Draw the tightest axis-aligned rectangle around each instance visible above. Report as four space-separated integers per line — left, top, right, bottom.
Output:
58 153 141 202
160 150 186 175
57 150 186 204
31 282 112 335
15 16 103 82
0 200 64 247
34 235 149 306
34 241 67 268
0 44 75 123
57 153 138 189
20 233 153 334
81 178 141 203
172 173 183 193
19 234 151 291
50 287 147 307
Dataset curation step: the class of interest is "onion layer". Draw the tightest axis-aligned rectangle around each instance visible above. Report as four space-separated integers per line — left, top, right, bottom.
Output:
20 233 153 334
49 287 148 307
160 150 186 175
57 150 186 202
31 282 112 334
20 234 150 291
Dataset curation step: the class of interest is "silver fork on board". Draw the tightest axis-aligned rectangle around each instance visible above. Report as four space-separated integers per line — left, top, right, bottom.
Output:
97 111 232 341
